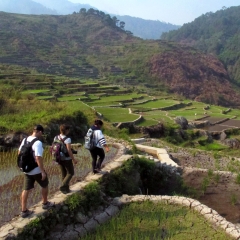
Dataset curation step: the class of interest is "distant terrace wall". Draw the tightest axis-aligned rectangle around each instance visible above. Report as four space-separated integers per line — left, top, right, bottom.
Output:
113 115 143 128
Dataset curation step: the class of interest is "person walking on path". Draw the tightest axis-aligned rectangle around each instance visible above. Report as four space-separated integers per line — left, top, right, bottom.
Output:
89 120 109 174
56 124 77 194
18 124 54 218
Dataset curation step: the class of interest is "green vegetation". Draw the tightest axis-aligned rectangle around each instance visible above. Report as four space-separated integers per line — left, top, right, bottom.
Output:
65 182 103 213
0 86 93 133
82 201 232 240
1 9 239 107
129 99 178 109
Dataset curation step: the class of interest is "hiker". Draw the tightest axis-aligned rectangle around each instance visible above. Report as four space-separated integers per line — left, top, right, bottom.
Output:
56 124 77 194
18 125 54 218
89 119 109 174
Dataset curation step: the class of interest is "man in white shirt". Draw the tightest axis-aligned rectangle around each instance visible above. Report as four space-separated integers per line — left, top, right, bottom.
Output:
18 125 54 218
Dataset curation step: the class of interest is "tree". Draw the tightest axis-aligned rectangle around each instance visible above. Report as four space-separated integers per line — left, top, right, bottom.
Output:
120 21 125 30
112 16 119 26
87 8 95 15
79 8 86 14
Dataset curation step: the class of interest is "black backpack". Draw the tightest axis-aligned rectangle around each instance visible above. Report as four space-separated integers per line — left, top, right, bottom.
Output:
17 138 39 172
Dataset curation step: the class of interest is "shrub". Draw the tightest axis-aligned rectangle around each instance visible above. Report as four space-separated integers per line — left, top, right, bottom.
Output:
65 182 103 213
201 177 210 194
235 174 240 185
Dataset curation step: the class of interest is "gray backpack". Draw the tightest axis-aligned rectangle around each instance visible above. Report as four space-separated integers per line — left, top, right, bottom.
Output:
84 128 95 150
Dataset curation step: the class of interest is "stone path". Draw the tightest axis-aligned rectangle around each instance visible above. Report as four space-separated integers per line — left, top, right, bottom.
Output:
1 142 240 239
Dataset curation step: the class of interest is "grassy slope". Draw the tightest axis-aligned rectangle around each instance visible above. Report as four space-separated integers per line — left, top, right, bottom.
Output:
82 201 232 240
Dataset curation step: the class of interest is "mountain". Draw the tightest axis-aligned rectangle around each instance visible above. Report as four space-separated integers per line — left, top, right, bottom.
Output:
0 0 57 15
33 0 92 15
161 6 240 85
0 10 240 107
0 0 179 40
115 15 180 39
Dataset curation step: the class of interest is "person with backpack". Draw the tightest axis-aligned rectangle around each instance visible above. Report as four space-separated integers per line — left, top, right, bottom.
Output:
55 124 77 194
18 124 54 218
88 119 109 174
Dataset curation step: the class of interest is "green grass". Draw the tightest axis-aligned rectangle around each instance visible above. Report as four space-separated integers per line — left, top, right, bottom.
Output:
168 109 206 120
86 93 143 104
136 117 159 127
198 142 228 151
81 201 232 240
0 98 93 132
95 107 139 123
129 99 178 109
57 96 82 101
22 89 51 94
36 96 55 100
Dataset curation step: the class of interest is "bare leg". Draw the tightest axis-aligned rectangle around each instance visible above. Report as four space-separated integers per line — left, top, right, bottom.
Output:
42 187 48 204
21 190 30 211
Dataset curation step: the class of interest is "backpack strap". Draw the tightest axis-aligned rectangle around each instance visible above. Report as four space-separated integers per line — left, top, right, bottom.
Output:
25 137 39 145
24 137 38 152
58 135 68 144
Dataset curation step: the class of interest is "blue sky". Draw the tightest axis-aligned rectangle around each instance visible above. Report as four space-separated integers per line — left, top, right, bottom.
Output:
69 0 240 25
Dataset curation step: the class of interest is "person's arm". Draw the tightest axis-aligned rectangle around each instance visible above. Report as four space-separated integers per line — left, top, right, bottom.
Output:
66 143 77 164
33 140 46 180
18 138 25 154
103 144 109 152
35 156 47 180
97 131 110 152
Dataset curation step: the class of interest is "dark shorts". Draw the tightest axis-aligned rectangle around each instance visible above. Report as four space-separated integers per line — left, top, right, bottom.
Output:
24 173 49 191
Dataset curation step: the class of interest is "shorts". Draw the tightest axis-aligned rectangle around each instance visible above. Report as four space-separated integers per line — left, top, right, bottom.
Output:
24 173 49 191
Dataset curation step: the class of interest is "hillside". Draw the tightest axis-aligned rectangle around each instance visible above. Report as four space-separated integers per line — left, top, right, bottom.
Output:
0 10 240 107
0 0 180 40
161 6 240 84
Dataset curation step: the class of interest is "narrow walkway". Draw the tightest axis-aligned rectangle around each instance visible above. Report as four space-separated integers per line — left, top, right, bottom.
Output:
1 143 240 239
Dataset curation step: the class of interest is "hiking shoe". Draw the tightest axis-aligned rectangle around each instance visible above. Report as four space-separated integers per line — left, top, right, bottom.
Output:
60 189 71 194
93 169 101 174
60 186 71 194
21 209 33 218
42 201 55 210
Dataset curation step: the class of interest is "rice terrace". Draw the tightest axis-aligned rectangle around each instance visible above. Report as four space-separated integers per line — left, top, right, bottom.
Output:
1 65 240 239
1 4 240 239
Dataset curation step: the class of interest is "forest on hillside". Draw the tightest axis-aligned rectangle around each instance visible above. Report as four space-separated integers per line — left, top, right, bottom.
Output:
161 6 240 84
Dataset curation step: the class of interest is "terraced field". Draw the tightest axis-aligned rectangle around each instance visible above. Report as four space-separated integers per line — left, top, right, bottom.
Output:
1 65 240 129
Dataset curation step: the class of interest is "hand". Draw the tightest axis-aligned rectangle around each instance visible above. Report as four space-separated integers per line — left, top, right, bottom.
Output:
105 146 110 152
41 171 47 181
73 159 78 165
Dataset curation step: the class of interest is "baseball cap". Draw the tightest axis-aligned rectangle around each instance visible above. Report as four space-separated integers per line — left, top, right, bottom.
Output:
33 124 44 133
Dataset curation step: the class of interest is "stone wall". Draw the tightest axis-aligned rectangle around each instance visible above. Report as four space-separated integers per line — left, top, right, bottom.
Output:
1 144 240 239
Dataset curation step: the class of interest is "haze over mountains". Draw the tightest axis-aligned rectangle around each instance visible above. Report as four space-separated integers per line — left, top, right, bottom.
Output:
0 0 179 39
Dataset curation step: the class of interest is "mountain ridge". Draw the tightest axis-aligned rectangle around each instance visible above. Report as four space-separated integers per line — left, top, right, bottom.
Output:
0 10 240 107
0 0 180 39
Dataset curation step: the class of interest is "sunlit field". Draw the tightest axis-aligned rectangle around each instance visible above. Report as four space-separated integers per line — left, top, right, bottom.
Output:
81 201 232 240
0 146 117 227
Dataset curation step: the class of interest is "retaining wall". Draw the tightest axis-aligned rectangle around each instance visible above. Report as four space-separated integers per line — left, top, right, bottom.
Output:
1 144 240 239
